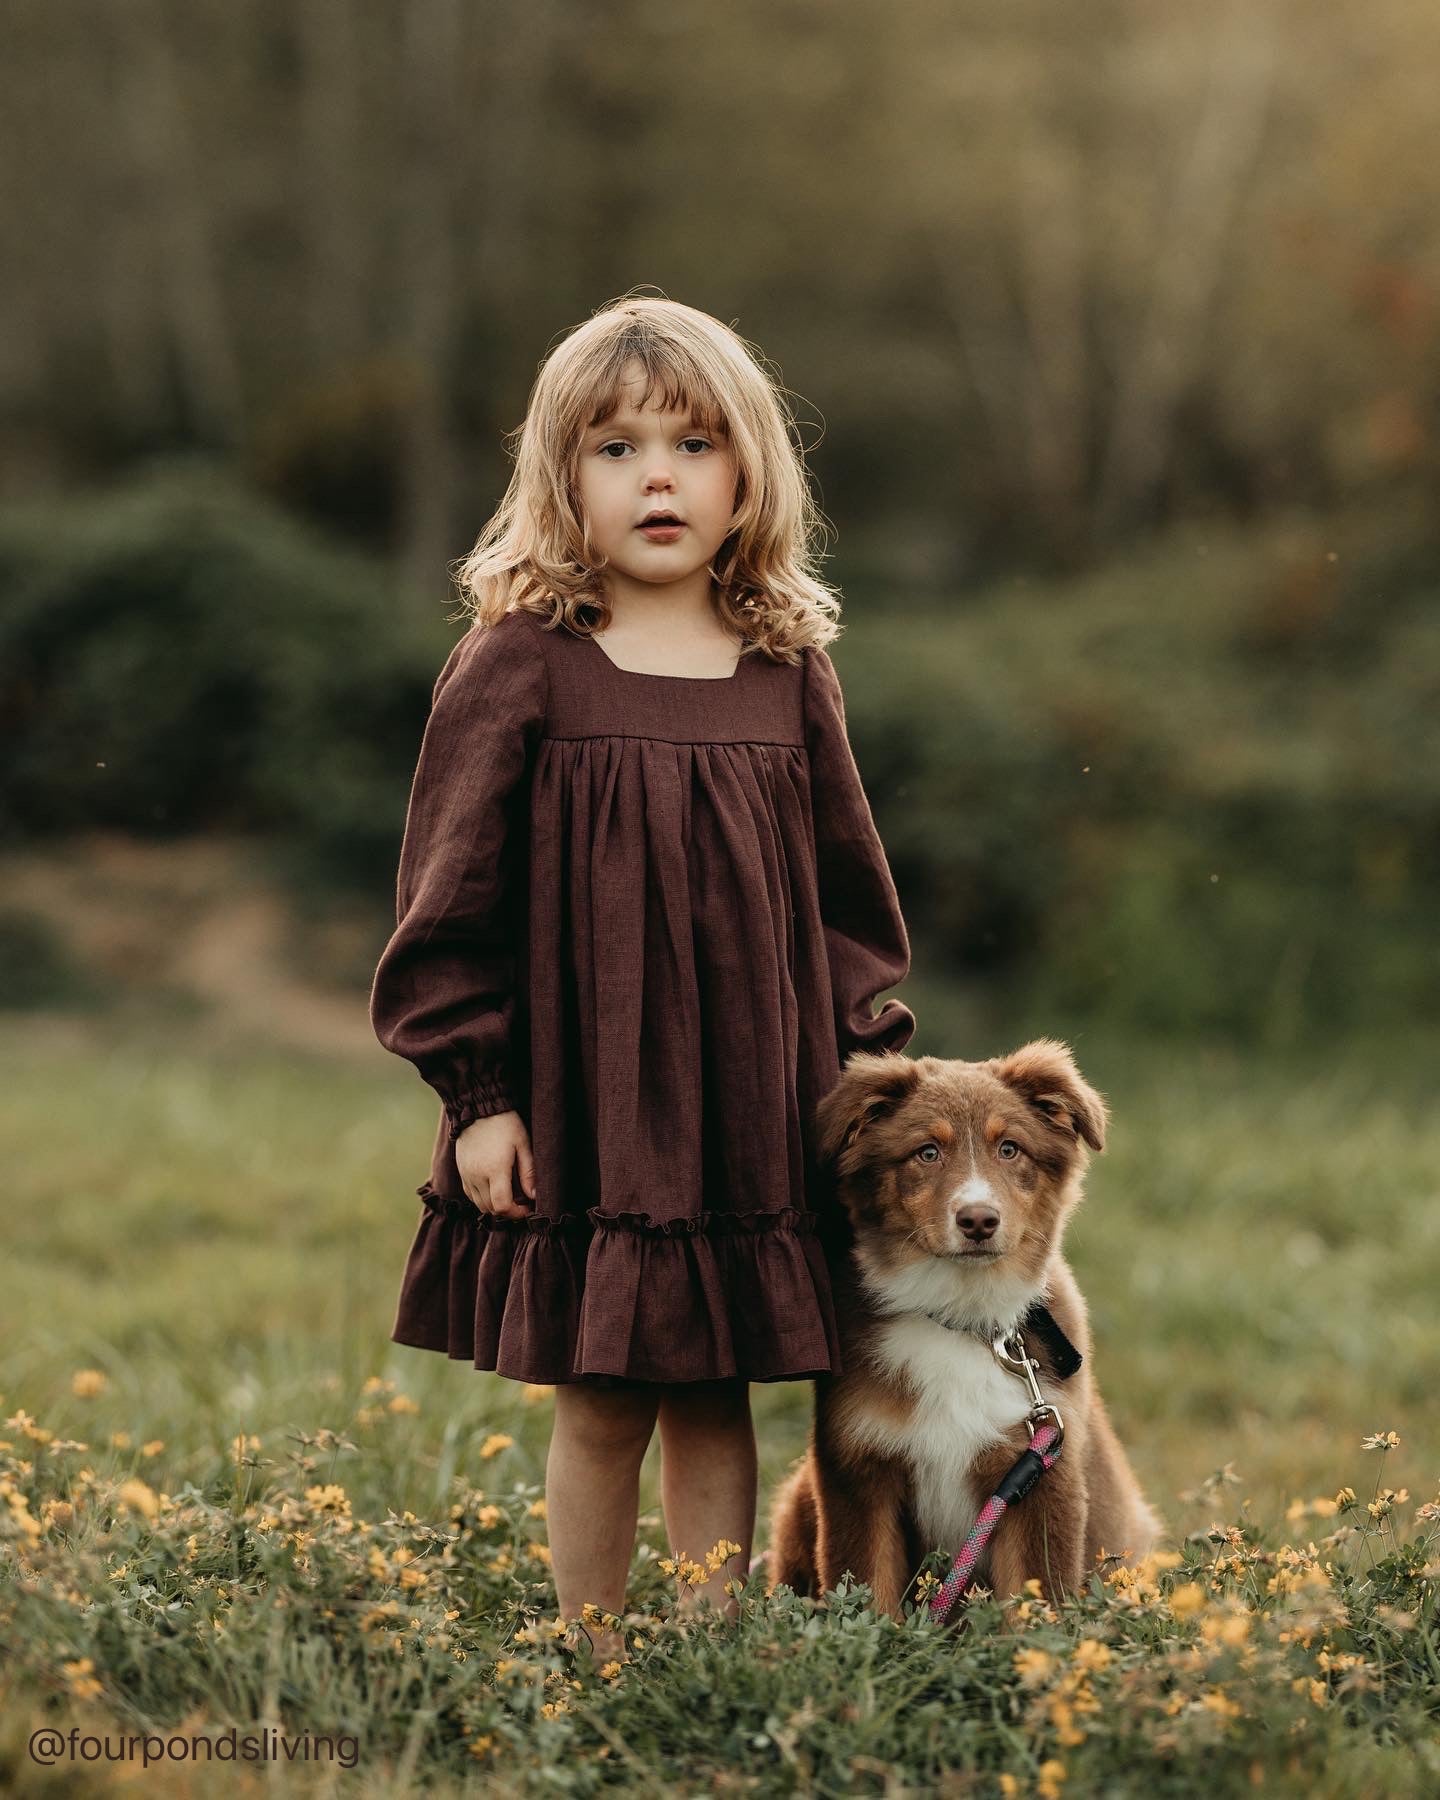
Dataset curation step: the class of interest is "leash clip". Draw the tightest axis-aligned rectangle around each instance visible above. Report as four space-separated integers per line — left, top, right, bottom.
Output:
1025 1403 1065 1451
992 1329 1065 1449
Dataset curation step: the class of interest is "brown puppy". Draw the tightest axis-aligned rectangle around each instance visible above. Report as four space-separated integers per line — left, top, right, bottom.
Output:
768 1040 1163 1616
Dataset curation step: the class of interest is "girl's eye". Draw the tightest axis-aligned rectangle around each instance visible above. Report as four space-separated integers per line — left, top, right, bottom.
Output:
595 437 711 458
998 1140 1021 1161
915 1144 941 1163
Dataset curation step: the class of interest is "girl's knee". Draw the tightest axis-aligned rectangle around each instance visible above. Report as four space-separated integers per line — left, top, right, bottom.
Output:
554 1382 661 1455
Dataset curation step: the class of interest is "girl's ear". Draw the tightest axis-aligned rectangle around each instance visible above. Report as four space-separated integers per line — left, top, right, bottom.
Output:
814 1052 922 1173
987 1038 1108 1153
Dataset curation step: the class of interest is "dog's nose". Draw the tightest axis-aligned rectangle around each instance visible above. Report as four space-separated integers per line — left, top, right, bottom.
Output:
956 1206 999 1242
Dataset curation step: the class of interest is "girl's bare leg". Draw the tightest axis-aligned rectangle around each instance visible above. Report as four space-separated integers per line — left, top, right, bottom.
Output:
547 1382 661 1661
656 1378 757 1623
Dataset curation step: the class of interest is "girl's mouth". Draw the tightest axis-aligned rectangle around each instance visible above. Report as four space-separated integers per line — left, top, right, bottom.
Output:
638 520 686 541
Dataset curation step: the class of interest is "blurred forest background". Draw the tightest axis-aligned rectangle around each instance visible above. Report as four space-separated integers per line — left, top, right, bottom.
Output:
3 0 1440 1633
2 0 1438 1048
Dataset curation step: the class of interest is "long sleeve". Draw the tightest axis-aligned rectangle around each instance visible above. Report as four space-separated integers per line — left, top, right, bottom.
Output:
369 614 549 1140
803 644 917 1065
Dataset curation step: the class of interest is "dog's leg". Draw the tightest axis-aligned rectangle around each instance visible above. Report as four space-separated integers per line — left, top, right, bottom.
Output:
766 1455 820 1597
971 1435 1087 1610
814 1457 912 1621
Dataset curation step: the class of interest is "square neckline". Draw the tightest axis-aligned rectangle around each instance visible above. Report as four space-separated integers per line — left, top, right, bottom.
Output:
586 631 747 683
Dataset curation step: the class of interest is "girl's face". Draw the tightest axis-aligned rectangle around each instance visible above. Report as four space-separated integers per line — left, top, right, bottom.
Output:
575 367 738 603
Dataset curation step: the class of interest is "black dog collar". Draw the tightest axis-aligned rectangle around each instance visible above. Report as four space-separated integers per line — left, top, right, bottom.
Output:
919 1298 1083 1381
1019 1301 1084 1380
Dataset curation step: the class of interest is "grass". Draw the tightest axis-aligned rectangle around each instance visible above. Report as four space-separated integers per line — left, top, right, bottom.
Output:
2 1007 1438 1795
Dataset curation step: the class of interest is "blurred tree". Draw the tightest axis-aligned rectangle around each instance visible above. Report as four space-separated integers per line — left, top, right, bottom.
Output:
0 0 1436 570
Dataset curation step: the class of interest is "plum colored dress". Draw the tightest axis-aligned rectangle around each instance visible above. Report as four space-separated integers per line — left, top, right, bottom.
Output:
369 606 915 1386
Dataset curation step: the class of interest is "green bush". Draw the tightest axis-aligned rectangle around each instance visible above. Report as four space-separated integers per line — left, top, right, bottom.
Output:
0 457 451 889
834 504 1440 1041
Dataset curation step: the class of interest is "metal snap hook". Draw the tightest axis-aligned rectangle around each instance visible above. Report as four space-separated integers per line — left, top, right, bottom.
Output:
991 1329 1045 1412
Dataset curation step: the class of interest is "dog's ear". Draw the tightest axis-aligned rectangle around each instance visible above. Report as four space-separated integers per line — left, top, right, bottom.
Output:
814 1052 922 1172
989 1038 1108 1153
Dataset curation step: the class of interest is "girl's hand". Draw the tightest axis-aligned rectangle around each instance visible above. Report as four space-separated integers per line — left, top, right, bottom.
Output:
454 1112 537 1218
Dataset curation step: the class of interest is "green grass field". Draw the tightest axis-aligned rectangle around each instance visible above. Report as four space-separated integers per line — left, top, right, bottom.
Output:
3 1007 1438 1795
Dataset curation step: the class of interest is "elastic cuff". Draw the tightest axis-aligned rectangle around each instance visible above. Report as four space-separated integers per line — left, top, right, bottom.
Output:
444 1076 517 1141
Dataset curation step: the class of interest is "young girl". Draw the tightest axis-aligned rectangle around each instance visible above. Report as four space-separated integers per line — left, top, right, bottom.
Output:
369 294 916 1664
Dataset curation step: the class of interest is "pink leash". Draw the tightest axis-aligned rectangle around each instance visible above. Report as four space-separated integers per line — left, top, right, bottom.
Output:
926 1416 1063 1623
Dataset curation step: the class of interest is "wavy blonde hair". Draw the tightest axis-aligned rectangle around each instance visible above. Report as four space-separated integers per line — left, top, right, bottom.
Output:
449 292 843 661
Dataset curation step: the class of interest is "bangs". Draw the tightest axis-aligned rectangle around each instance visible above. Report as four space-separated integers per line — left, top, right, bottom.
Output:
580 333 731 441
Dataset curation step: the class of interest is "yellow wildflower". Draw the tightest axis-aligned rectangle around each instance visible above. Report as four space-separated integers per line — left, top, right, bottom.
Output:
71 1370 107 1399
1072 1638 1112 1673
62 1657 103 1700
305 1484 351 1516
1169 1582 1207 1618
115 1479 159 1520
479 1433 513 1459
1200 1689 1243 1720
1048 1698 1085 1747
1360 1431 1400 1451
1013 1647 1055 1687
1201 1610 1251 1649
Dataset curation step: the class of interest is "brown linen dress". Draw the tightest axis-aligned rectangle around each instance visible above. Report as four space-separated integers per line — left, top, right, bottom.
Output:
369 605 915 1386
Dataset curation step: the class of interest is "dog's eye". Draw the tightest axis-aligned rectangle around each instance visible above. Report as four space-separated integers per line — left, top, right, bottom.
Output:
914 1144 941 1163
998 1139 1022 1160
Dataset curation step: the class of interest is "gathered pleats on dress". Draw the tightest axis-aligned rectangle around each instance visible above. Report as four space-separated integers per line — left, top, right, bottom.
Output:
374 609 915 1386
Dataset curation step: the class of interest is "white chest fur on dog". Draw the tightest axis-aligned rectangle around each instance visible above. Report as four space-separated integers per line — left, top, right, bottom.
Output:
846 1315 1052 1566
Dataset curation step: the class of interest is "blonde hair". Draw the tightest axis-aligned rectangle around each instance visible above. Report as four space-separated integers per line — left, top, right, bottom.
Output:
450 292 843 660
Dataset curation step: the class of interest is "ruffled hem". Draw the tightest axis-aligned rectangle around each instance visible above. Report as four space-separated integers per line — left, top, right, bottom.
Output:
389 1184 845 1385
